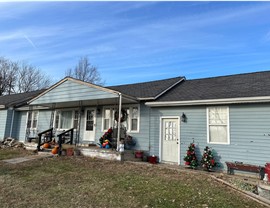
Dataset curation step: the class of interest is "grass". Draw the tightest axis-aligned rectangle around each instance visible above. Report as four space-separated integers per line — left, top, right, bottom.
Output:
0 153 267 208
0 148 34 160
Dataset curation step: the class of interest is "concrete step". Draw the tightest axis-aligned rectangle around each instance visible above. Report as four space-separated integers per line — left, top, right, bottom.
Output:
24 142 37 151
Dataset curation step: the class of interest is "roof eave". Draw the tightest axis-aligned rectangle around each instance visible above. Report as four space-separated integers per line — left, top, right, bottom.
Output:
145 96 270 107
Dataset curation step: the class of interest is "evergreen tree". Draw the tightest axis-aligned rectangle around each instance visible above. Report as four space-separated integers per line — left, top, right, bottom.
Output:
201 146 216 171
184 143 198 169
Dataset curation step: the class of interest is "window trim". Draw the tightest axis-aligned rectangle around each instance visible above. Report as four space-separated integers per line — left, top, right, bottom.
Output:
101 105 140 133
26 110 39 130
54 109 79 131
206 106 230 145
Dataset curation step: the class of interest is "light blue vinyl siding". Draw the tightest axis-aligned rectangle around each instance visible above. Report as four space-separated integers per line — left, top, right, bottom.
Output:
14 111 27 142
0 109 16 139
4 109 14 137
132 104 151 151
31 80 118 105
149 103 270 170
0 110 8 139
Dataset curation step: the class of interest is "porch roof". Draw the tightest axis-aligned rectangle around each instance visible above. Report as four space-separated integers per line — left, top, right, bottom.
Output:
28 77 138 108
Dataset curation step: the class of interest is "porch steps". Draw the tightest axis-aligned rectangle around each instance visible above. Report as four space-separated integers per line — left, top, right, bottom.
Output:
24 142 38 151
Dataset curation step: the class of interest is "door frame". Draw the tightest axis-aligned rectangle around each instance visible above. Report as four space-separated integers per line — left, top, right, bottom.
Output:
159 116 180 165
83 108 96 141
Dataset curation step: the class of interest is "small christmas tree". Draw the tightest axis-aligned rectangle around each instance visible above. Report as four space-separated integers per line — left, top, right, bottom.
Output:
184 143 198 169
201 146 216 171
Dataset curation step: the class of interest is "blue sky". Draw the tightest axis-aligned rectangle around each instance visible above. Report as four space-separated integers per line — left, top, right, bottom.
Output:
1 1 270 86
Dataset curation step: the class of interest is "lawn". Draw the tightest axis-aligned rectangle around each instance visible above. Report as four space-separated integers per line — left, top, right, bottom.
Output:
0 152 267 208
0 148 34 160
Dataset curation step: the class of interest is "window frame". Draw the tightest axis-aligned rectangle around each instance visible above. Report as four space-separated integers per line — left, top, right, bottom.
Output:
206 106 230 145
54 109 79 131
101 105 140 133
26 110 39 130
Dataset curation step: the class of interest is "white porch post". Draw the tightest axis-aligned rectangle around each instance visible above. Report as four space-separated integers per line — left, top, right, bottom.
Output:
117 93 122 147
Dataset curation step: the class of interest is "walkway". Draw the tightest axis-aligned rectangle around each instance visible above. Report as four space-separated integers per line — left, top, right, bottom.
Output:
2 153 53 164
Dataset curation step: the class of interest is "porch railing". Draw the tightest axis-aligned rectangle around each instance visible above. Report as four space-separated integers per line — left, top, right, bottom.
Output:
57 128 74 155
37 128 54 151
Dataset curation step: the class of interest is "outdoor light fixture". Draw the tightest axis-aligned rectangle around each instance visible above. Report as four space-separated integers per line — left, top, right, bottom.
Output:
181 113 187 122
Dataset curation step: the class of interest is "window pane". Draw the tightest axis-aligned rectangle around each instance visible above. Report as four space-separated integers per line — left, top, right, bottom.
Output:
209 125 227 143
121 108 129 130
104 119 110 130
86 110 94 131
60 111 72 129
32 111 38 128
209 107 227 125
132 107 138 118
105 109 110 118
104 109 111 130
27 112 32 128
131 119 138 131
73 111 79 129
55 111 60 129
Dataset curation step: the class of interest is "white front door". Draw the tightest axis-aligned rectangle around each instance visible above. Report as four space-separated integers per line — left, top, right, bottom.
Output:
161 118 179 163
83 108 96 141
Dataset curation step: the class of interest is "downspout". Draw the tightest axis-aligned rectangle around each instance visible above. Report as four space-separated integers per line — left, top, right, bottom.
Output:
117 93 122 148
9 107 15 137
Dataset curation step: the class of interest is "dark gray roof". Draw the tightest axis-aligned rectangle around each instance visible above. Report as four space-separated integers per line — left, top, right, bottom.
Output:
0 90 46 108
107 76 184 99
156 71 270 102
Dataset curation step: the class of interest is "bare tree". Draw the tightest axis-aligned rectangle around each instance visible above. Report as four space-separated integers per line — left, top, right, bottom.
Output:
66 56 104 85
17 62 51 93
0 57 51 95
0 57 17 96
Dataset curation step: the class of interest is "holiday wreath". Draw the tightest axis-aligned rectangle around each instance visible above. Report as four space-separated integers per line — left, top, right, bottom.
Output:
114 108 128 123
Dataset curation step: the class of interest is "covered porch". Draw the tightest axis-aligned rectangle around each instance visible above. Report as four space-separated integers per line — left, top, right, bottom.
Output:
25 77 138 155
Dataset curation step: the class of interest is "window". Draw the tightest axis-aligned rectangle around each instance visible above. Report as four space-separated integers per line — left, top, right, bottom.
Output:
103 108 111 130
207 107 230 144
131 107 138 131
73 111 79 129
27 111 39 129
102 105 139 132
54 110 79 130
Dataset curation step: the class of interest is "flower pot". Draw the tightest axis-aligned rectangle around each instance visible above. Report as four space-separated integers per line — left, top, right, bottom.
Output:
148 156 157 164
135 151 143 158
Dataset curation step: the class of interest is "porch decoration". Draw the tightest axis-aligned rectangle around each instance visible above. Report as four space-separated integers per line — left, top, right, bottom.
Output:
201 146 216 171
51 146 59 154
184 142 198 169
114 109 128 123
99 128 113 148
43 143 50 149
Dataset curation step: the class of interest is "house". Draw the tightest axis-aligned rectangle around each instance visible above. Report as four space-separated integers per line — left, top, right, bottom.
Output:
0 90 45 140
1 71 270 171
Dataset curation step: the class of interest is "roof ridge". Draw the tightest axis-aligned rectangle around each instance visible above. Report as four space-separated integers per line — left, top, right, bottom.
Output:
187 70 270 82
106 76 184 88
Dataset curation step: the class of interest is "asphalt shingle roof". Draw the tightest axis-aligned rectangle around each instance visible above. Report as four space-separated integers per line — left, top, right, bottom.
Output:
156 71 270 102
107 76 184 99
0 90 45 108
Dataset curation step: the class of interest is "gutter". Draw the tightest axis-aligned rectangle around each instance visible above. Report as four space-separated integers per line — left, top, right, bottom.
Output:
145 96 270 107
